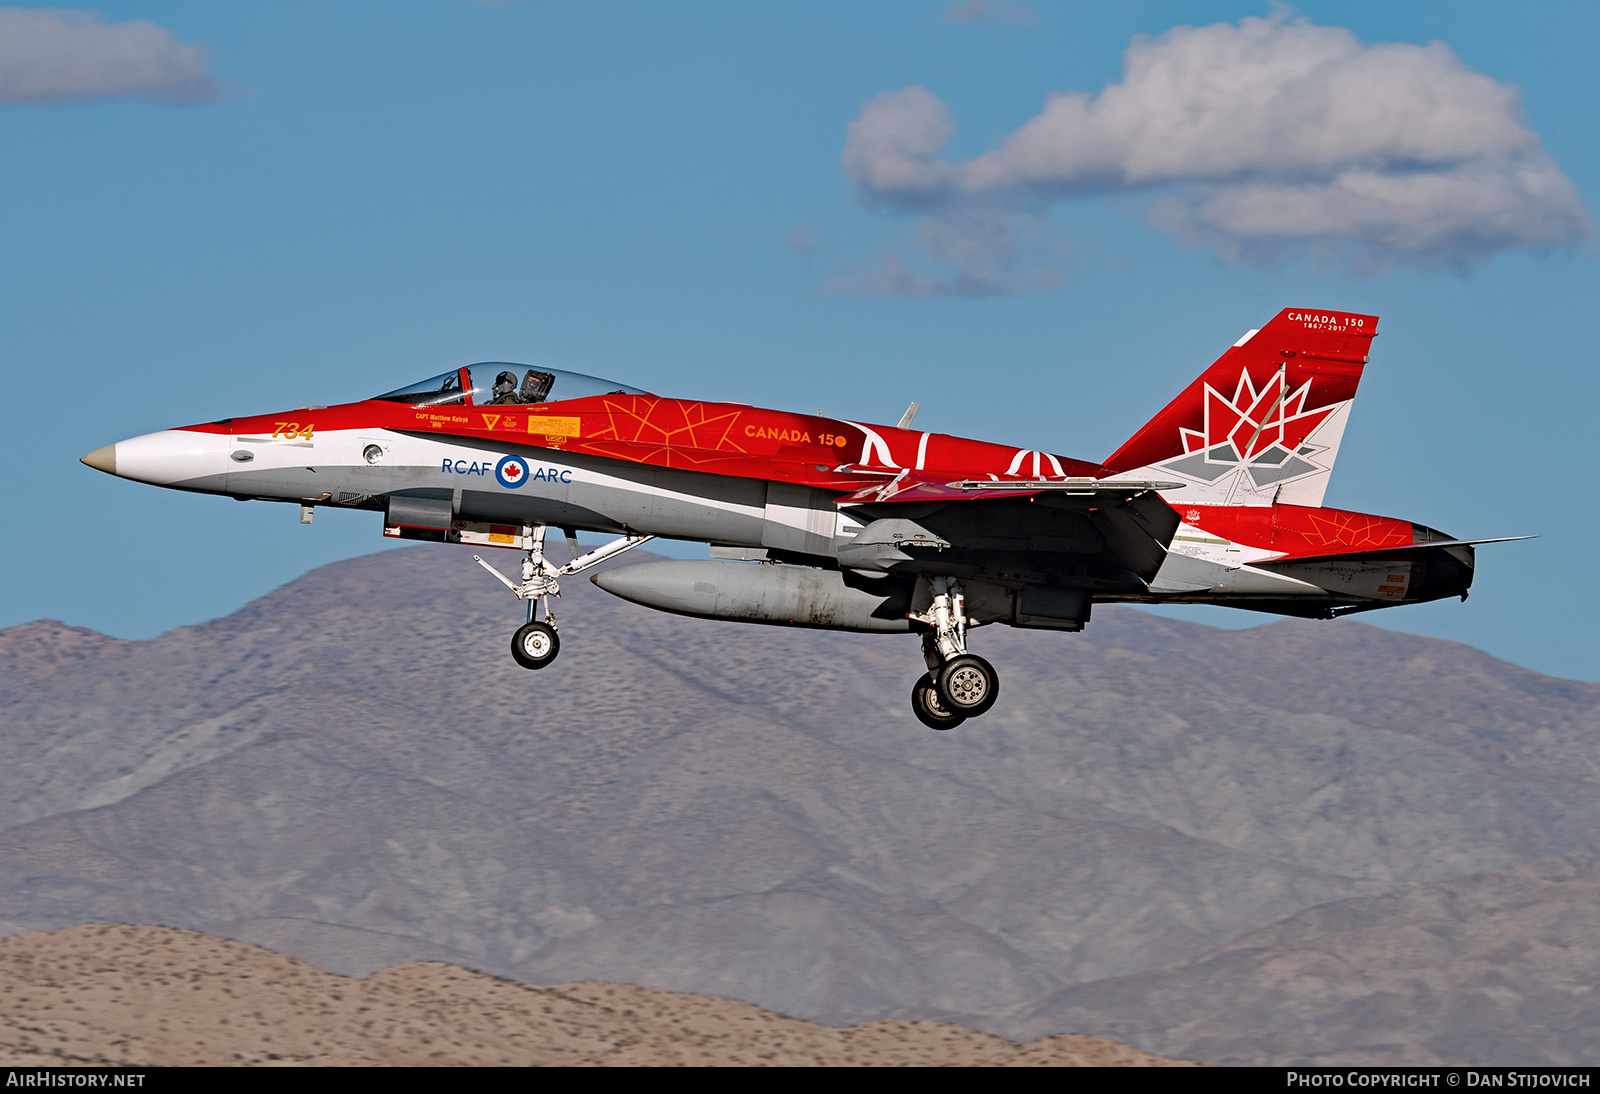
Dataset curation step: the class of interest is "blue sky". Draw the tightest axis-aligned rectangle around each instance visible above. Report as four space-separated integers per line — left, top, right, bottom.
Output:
3 1 1597 679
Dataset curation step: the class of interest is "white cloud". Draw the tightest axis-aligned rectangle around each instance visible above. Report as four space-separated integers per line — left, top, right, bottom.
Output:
843 85 958 204
0 8 220 105
841 11 1593 281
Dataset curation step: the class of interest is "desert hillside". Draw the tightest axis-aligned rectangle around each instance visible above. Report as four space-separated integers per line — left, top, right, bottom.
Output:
4 545 1599 1064
0 925 1188 1066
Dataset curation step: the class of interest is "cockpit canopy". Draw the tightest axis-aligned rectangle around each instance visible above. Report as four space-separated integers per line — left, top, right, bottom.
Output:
373 363 650 407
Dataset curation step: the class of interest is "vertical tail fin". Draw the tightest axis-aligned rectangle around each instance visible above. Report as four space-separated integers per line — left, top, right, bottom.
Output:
1102 308 1378 507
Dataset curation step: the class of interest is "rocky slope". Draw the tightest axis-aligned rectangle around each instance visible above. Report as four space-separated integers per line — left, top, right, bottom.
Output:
0 925 1188 1066
2 544 1596 1064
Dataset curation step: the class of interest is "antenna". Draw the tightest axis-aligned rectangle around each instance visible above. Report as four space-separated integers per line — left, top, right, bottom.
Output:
897 402 920 429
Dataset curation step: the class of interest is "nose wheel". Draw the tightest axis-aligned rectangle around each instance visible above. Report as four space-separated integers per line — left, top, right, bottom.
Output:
511 621 560 669
907 577 1002 729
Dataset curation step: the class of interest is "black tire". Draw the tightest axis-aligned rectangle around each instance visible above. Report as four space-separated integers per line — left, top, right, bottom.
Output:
911 672 965 731
936 655 999 717
510 621 560 670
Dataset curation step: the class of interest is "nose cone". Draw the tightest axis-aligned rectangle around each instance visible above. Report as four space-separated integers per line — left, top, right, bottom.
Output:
80 445 117 475
81 430 232 489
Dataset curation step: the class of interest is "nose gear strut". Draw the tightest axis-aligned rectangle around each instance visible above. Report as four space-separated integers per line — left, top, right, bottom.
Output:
907 575 1001 727
473 524 654 669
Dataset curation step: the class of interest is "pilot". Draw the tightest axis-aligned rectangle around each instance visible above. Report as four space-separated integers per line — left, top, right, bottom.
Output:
488 371 522 404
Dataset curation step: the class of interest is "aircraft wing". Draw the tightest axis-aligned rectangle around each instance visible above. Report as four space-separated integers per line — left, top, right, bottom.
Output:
833 473 1183 590
834 474 1184 506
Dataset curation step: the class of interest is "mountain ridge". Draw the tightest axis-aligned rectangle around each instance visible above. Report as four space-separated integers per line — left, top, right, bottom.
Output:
3 544 1596 1063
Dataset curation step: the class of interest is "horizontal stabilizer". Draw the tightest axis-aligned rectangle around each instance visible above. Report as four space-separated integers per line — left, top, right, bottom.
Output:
1260 534 1536 569
1255 535 1535 567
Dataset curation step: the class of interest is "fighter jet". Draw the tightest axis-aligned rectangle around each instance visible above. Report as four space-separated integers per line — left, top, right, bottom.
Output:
82 308 1523 729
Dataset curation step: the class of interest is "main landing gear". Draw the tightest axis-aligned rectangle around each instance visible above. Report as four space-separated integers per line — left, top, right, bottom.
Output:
474 525 654 670
908 576 1000 730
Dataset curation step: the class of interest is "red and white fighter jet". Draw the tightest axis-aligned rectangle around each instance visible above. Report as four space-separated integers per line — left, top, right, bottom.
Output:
82 308 1521 729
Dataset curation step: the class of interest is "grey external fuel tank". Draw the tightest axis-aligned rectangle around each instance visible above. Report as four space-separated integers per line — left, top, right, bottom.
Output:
591 560 915 633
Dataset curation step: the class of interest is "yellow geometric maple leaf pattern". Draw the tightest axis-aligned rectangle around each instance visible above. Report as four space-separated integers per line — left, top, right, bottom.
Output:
576 396 751 468
1301 509 1411 549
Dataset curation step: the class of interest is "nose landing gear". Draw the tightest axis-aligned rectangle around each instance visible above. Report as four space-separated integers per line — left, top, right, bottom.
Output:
474 524 654 670
908 576 1001 730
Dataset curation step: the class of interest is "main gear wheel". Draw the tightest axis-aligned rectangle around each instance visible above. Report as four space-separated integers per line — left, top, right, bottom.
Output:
936 654 999 718
911 672 966 730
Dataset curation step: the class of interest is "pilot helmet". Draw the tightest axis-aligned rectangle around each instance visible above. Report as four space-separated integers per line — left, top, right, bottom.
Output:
493 371 517 397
